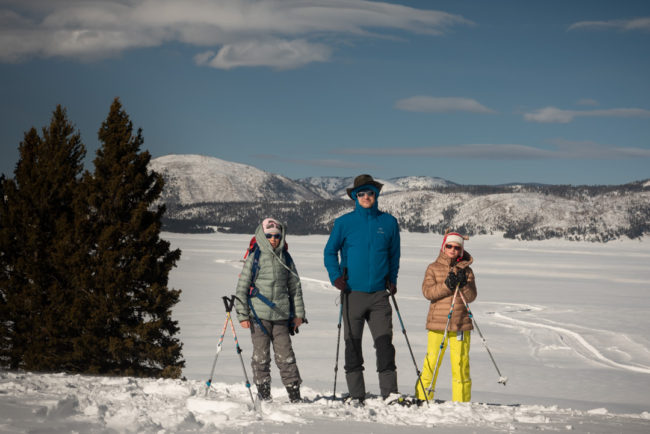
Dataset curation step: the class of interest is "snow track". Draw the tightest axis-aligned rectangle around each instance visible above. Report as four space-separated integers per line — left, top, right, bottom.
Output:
483 302 650 374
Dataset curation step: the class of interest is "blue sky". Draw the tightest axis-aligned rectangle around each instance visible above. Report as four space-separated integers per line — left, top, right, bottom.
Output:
1 0 649 185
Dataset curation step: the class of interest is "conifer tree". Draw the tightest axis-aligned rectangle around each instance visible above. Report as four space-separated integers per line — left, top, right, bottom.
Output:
83 98 184 378
0 108 86 370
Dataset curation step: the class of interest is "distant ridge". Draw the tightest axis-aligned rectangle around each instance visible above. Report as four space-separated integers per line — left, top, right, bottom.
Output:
151 154 650 241
150 154 321 204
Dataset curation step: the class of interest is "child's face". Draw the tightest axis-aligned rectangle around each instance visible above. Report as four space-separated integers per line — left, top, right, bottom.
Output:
443 242 462 259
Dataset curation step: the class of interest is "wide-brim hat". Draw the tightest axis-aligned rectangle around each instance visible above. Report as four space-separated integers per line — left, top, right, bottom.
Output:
346 174 384 199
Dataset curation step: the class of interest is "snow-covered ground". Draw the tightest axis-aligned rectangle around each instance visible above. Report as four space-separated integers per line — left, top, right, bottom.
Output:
2 232 650 433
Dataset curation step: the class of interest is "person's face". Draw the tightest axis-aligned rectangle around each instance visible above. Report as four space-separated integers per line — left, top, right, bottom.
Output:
266 233 281 248
356 189 376 209
443 242 462 259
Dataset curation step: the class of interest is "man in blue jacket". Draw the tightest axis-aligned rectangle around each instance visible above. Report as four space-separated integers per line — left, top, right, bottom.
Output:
324 174 400 403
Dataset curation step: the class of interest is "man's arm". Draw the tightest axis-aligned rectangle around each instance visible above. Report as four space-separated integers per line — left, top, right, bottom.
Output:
388 217 400 284
324 220 344 284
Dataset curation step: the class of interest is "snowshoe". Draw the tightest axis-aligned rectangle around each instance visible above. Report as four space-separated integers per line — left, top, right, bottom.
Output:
384 393 415 407
342 394 365 407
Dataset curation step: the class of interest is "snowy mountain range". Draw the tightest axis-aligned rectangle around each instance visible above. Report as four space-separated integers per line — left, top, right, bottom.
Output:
150 154 454 203
151 154 650 241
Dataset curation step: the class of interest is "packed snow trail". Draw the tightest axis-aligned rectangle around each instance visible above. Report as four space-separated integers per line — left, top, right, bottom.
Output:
2 371 650 433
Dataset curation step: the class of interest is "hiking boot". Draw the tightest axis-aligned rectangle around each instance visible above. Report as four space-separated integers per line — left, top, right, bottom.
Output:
256 382 271 401
286 381 302 403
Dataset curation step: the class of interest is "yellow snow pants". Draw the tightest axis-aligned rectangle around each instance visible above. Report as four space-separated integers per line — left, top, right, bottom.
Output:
415 330 471 402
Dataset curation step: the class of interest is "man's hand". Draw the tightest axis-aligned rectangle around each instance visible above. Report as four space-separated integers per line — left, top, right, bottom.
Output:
387 282 397 295
334 276 347 291
240 320 250 329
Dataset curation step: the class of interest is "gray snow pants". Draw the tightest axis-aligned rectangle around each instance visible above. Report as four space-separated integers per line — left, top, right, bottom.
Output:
343 290 397 399
250 319 301 387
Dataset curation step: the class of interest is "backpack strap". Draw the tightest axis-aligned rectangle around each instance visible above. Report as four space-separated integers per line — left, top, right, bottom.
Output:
247 246 274 336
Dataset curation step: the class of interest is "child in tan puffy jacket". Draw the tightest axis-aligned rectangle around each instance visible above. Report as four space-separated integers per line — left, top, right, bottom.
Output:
415 231 477 403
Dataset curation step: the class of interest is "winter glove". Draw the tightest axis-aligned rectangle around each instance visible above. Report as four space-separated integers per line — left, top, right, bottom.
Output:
333 276 347 291
456 268 468 288
445 271 459 291
387 282 397 296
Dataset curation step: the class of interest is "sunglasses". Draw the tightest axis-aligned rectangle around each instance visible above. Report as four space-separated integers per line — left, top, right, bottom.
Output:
445 244 461 251
265 233 281 240
356 190 375 198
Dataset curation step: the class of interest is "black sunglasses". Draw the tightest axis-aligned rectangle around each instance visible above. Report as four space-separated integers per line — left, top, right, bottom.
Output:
357 190 375 198
445 244 461 251
265 233 281 240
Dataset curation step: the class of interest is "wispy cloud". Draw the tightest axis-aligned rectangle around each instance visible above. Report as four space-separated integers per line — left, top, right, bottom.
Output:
0 0 472 68
575 98 599 107
253 154 372 169
395 96 496 114
568 17 650 32
194 39 331 70
524 106 650 123
334 140 650 160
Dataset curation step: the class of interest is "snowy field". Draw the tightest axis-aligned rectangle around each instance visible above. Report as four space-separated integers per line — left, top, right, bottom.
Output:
1 232 650 433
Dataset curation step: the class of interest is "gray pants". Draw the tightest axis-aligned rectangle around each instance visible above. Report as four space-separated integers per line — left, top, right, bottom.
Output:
250 319 301 387
343 290 397 399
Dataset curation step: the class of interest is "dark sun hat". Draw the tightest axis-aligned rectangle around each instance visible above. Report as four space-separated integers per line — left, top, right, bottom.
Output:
346 174 384 199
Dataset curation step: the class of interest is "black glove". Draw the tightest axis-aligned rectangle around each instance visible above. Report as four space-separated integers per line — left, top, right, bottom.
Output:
456 268 468 288
445 271 459 291
387 282 397 295
334 276 347 291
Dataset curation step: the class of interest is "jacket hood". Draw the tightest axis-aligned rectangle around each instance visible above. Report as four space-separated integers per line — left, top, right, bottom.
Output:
254 222 286 253
352 185 380 216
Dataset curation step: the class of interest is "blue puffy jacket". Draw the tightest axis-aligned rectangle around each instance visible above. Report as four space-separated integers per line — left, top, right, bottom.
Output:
324 187 400 293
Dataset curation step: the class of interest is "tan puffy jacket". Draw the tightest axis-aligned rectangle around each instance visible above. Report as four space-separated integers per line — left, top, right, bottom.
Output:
422 250 477 332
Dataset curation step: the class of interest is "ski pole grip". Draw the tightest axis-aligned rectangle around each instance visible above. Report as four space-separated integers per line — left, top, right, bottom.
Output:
222 295 235 313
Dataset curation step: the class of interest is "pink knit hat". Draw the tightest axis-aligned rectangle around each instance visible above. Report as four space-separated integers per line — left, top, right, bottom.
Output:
441 231 467 256
262 218 282 235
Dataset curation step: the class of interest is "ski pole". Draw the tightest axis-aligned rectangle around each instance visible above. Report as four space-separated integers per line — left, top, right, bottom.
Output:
456 291 507 385
388 289 430 406
426 283 461 396
205 315 230 396
223 295 256 405
332 267 348 400
332 290 344 400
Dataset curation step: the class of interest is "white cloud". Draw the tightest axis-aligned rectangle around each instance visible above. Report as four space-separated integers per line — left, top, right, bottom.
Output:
568 17 650 32
335 141 650 160
338 143 555 159
395 96 496 114
195 39 331 70
0 0 472 68
524 106 650 123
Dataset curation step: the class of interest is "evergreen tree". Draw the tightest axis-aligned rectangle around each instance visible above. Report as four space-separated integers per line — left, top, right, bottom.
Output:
0 108 86 370
82 98 184 378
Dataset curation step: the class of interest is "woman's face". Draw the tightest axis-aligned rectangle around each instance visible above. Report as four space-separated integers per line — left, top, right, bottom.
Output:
443 242 462 260
266 233 281 248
